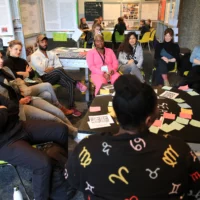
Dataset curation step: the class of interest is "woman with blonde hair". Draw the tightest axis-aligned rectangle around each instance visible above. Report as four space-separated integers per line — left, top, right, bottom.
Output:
86 23 102 48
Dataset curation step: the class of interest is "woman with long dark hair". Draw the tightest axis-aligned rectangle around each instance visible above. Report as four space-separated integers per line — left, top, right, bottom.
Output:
154 28 180 86
118 32 144 82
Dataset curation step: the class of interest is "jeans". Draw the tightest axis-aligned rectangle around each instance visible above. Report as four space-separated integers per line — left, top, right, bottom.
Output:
20 98 77 135
29 82 58 104
119 63 144 82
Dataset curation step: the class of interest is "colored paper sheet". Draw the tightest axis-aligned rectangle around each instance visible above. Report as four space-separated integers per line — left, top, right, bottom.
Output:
185 88 193 92
176 117 189 125
152 120 162 127
178 85 189 91
108 101 113 107
181 108 193 115
187 91 199 96
179 112 192 119
190 119 200 128
159 91 179 99
160 123 174 133
149 126 159 134
108 107 116 118
89 106 101 112
163 112 175 120
162 86 172 90
178 103 191 109
170 121 185 131
173 98 185 103
100 89 110 95
53 32 67 41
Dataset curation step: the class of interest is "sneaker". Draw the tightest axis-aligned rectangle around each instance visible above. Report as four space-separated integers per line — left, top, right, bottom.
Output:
76 82 87 93
72 108 82 117
60 106 74 116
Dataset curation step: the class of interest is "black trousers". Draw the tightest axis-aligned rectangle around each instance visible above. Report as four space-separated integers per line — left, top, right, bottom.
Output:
42 67 76 107
187 65 200 92
155 59 175 85
0 120 68 200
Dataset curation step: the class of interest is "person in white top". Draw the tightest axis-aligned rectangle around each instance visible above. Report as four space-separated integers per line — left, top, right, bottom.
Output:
31 34 87 117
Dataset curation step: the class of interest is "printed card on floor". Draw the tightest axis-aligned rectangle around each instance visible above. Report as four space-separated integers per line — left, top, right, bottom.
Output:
89 106 101 112
89 114 114 124
187 91 199 96
88 121 111 129
179 112 192 119
163 112 176 120
149 126 159 134
181 108 193 115
159 91 179 99
190 119 200 128
178 103 191 109
173 98 185 103
176 117 189 125
178 85 189 91
170 121 185 131
162 86 172 90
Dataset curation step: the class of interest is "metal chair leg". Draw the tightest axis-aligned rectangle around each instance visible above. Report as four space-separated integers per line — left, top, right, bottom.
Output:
7 164 31 200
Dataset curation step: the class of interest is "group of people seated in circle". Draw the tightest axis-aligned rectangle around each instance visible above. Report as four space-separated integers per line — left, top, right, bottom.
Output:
1 16 200 199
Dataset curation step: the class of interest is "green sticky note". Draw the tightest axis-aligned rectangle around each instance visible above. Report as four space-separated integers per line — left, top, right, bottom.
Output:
149 126 159 134
176 117 189 125
173 98 185 103
170 121 185 130
187 91 199 96
162 86 172 90
53 32 67 41
160 123 174 133
190 119 200 128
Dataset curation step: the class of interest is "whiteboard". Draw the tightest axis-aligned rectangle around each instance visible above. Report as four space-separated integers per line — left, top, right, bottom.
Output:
141 3 159 21
19 0 41 36
43 0 77 31
0 0 14 35
104 4 121 21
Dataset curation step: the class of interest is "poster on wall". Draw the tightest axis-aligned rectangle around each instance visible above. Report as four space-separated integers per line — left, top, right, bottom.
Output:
0 0 14 35
158 0 166 21
122 3 139 20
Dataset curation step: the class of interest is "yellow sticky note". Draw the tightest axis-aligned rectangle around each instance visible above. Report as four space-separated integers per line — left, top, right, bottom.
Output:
190 119 200 128
100 89 110 95
170 121 185 131
176 117 189 125
108 107 116 118
149 126 159 134
160 123 174 133
181 108 193 115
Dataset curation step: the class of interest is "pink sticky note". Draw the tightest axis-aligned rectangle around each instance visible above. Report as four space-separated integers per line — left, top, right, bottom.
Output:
89 106 101 112
179 112 192 119
163 112 176 120
178 85 189 91
152 120 162 127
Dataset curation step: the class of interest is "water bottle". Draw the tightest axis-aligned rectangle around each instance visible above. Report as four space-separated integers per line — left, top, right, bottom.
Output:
13 187 23 200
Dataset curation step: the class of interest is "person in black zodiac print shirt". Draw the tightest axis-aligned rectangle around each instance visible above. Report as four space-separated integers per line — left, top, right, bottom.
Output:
66 75 200 200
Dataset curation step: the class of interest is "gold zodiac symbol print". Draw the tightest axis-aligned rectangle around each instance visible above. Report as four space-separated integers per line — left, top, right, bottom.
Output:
162 145 179 168
109 166 129 185
79 146 92 168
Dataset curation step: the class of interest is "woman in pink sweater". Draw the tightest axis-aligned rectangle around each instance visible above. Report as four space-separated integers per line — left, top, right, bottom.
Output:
86 34 120 95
